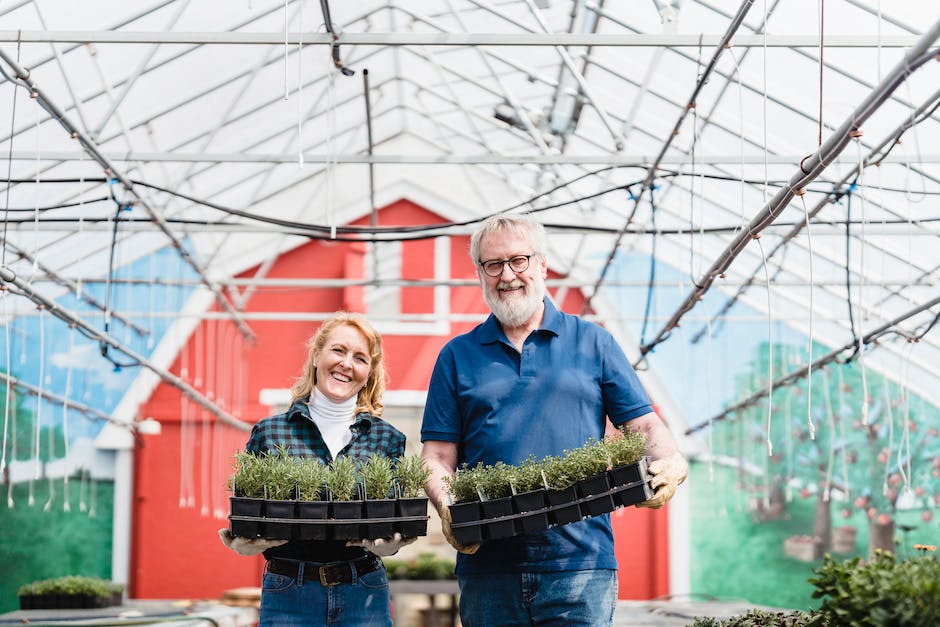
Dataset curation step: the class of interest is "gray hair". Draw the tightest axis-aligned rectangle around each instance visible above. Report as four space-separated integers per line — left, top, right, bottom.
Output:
469 215 547 267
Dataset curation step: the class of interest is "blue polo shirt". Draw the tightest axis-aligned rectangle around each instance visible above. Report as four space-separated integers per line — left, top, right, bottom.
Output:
421 298 652 574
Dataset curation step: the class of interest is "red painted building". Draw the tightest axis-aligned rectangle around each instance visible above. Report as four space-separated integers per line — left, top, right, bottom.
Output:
131 199 670 601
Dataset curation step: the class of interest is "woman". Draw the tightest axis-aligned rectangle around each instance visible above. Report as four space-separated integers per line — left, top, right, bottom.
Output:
219 312 412 626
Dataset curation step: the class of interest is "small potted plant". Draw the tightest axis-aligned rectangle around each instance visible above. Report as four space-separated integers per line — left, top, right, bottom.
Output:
603 427 652 507
540 454 583 525
261 446 299 540
444 463 485 545
394 454 431 537
476 461 516 540
360 455 397 538
228 450 267 538
566 439 616 517
295 457 330 540
326 456 363 540
510 455 549 534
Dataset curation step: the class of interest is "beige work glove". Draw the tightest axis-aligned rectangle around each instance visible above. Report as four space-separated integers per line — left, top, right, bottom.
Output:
437 502 480 555
637 451 688 509
218 528 288 556
346 532 417 557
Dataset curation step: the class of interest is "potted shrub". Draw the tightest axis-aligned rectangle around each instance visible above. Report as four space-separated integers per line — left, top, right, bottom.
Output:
567 440 616 517
295 457 330 540
228 450 267 538
261 446 299 540
361 455 397 538
540 454 583 525
476 461 516 540
509 455 549 534
602 427 653 507
444 463 485 545
326 456 363 540
394 454 431 537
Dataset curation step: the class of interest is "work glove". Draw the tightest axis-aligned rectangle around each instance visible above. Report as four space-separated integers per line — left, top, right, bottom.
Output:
218 528 288 556
437 502 480 555
637 451 688 509
346 532 417 557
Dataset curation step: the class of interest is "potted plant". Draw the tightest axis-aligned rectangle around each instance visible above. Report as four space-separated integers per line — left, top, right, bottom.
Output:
602 427 653 507
567 440 616 517
540 454 583 525
475 461 516 540
326 456 363 540
394 454 431 537
510 455 549 534
228 450 267 538
444 463 485 545
261 446 299 540
295 457 330 540
361 455 397 538
18 576 124 610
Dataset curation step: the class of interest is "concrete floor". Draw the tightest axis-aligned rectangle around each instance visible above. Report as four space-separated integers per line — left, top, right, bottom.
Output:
613 599 783 626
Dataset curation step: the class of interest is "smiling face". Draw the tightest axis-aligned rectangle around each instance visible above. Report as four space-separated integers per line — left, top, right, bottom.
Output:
478 227 548 329
312 323 373 403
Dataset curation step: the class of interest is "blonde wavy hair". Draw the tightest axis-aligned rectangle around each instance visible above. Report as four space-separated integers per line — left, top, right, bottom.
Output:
289 312 385 416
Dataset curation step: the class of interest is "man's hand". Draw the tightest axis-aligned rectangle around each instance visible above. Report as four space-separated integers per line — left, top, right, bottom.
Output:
637 451 688 509
218 528 288 556
437 503 480 554
346 532 417 557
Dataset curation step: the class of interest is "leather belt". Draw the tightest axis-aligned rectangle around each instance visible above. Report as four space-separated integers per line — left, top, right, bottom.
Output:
266 555 382 587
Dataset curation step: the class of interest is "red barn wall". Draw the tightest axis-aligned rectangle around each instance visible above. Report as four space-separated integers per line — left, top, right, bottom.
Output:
131 198 669 600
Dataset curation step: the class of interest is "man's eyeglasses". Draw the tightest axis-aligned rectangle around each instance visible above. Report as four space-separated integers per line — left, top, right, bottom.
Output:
479 254 533 277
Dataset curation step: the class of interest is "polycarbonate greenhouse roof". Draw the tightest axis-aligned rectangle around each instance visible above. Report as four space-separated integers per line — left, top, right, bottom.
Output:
0 0 938 432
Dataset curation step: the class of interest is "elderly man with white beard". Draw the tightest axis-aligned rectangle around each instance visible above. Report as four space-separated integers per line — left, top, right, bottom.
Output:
420 214 688 627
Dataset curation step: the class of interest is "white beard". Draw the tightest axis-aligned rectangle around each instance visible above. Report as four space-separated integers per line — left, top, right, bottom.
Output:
484 276 545 328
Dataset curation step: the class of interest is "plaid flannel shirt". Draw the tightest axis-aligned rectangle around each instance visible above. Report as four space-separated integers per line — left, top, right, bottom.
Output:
246 398 405 463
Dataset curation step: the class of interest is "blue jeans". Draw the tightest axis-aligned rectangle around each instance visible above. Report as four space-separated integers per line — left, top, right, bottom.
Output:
259 561 392 626
458 569 617 627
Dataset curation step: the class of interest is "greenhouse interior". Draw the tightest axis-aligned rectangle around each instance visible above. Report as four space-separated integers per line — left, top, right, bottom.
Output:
0 1 938 626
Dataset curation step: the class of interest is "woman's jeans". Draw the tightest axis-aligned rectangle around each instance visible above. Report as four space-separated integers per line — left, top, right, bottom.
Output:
458 569 617 627
259 560 392 626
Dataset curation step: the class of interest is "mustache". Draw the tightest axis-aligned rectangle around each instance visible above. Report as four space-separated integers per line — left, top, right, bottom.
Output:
496 280 525 290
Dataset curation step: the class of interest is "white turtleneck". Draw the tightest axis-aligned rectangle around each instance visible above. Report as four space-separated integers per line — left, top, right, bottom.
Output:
307 388 357 459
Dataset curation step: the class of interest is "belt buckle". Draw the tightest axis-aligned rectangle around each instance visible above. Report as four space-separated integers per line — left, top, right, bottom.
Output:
318 564 342 587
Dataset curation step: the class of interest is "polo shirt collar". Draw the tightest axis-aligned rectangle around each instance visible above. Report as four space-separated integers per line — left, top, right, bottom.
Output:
479 296 561 344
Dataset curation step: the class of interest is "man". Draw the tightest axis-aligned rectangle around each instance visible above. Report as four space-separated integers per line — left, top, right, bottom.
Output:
421 215 688 627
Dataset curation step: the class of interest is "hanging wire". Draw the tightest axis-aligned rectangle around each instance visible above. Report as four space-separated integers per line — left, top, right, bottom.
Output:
797 191 816 440
854 136 870 424
62 326 73 512
821 367 835 503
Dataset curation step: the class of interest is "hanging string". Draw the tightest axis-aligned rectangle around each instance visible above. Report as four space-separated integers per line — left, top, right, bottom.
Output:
852 135 869 424
62 326 73 512
797 190 816 440
836 366 850 502
897 344 914 496
821 367 835 503
29 307 47 506
881 372 895 499
0 290 10 478
784 361 794 502
6 387 15 507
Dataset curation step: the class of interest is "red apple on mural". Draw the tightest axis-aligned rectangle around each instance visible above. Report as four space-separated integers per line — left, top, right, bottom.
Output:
855 495 869 508
841 508 852 519
876 513 891 526
867 507 878 520
888 474 901 486
923 510 934 523
915 486 926 497
800 488 811 499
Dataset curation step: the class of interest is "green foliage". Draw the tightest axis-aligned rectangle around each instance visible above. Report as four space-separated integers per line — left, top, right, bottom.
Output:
295 458 328 501
689 609 826 626
603 426 647 467
510 455 545 493
326 456 360 501
228 451 267 498
18 575 122 598
264 445 298 500
540 454 580 490
564 439 609 477
360 455 395 499
809 549 940 626
444 463 485 503
394 454 431 498
383 552 456 580
476 461 514 499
